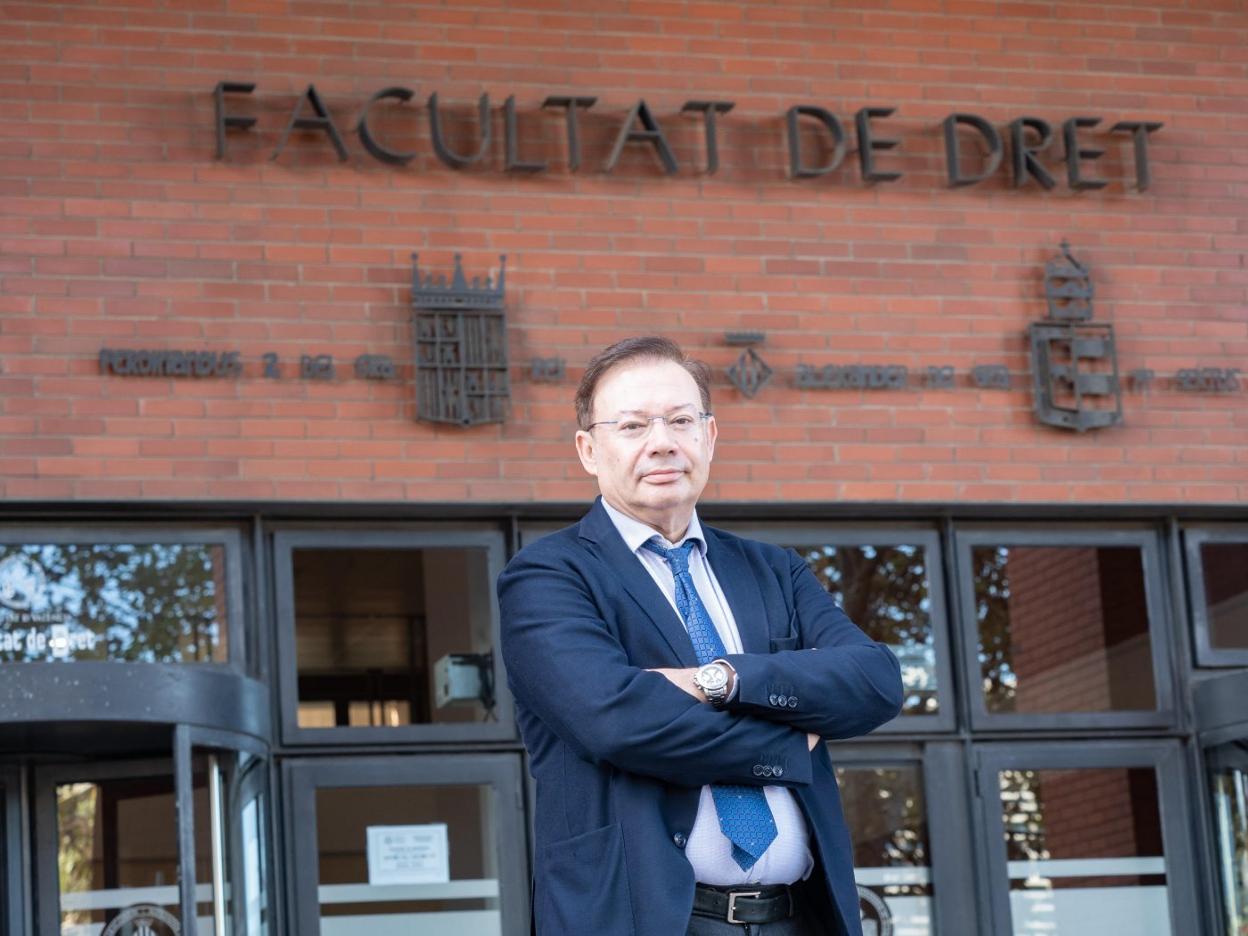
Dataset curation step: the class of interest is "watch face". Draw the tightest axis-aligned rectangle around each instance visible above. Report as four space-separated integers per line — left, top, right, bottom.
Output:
698 664 728 691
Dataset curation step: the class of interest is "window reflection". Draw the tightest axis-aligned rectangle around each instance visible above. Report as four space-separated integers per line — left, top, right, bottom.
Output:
836 764 933 936
0 544 227 663
973 545 1156 714
999 767 1170 934
1199 542 1248 651
796 544 938 716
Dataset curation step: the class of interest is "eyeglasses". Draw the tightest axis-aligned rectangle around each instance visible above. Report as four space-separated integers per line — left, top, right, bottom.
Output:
585 411 712 440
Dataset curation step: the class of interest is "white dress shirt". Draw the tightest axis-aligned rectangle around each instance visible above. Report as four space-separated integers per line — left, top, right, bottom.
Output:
601 500 814 886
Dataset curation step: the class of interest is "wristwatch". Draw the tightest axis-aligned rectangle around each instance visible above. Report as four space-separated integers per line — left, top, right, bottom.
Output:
694 661 732 707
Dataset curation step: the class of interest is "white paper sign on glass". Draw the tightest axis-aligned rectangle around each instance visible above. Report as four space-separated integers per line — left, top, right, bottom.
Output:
366 824 450 886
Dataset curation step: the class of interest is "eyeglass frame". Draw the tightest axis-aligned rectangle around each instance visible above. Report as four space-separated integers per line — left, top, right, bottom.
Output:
583 411 714 436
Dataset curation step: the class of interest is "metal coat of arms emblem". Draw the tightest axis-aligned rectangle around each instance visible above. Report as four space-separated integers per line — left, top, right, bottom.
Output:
1029 242 1123 432
411 254 510 426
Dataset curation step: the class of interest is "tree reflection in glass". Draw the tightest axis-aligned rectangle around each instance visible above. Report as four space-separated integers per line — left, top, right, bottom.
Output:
795 544 937 716
0 544 226 663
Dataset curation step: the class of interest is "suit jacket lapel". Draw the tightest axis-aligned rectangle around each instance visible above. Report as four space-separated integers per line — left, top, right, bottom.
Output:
579 500 699 667
703 526 770 656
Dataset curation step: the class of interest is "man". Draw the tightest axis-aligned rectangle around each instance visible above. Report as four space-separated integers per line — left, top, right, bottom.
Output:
498 336 903 935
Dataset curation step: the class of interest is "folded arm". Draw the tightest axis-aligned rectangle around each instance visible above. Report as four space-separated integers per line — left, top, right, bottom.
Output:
498 551 814 789
720 550 905 739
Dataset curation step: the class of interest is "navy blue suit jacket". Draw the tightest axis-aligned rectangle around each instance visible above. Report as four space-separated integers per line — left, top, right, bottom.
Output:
497 499 904 936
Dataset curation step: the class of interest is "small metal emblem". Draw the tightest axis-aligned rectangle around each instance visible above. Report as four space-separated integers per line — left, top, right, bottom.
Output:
411 254 510 426
728 348 774 399
101 904 180 936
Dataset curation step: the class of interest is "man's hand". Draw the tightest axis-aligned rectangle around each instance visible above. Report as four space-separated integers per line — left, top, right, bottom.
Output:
647 667 702 700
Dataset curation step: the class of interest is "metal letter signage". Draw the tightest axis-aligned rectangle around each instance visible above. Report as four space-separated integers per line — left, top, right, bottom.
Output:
411 254 510 427
1029 242 1123 432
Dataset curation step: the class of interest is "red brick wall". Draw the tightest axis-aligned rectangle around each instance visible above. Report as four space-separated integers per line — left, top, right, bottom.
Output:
2 0 1245 504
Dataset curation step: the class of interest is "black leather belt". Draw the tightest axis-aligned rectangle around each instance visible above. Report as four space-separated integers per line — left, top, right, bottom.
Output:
693 883 795 925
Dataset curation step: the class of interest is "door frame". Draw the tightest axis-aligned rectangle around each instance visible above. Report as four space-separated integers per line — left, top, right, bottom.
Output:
33 757 179 936
283 752 529 936
0 764 27 936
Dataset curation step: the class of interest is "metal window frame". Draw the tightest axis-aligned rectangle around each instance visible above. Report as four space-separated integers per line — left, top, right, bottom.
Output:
973 740 1204 936
1183 525 1248 667
0 524 248 672
282 752 529 936
271 524 514 747
722 523 956 733
0 765 27 936
953 525 1178 731
828 740 981 936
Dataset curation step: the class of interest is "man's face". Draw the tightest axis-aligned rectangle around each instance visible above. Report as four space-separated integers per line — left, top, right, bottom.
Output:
575 358 717 530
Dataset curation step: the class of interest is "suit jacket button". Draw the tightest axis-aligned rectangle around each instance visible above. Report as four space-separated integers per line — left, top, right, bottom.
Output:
768 694 778 706
773 766 784 778
788 697 798 708
752 764 765 777
761 765 773 778
673 832 687 848
776 694 789 707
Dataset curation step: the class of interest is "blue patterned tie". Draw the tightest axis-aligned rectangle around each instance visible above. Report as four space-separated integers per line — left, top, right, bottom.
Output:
642 538 778 871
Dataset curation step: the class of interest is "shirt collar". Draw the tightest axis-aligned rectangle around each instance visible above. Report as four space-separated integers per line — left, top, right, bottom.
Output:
600 498 706 557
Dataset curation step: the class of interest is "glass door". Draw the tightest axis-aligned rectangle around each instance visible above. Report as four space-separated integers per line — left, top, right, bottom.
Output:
32 733 272 936
1207 741 1248 936
285 753 528 936
975 741 1201 936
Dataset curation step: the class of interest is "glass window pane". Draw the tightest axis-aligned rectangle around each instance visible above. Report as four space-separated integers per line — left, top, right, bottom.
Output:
795 544 938 716
0 544 228 663
1199 542 1248 651
294 547 495 729
56 768 215 935
972 545 1156 714
315 784 501 935
836 764 932 936
1208 745 1248 936
999 766 1170 934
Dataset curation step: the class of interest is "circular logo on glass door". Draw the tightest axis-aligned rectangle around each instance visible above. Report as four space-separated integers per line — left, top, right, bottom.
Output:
0 554 45 611
857 885 894 936
101 904 180 936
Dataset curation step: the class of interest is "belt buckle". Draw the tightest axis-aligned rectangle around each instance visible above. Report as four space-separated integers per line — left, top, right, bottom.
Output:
726 890 762 925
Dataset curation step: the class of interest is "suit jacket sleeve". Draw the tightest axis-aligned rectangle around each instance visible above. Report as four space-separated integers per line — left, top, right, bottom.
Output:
721 549 905 739
498 547 814 789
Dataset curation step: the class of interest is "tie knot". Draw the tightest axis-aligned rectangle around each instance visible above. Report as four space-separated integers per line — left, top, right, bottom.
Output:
641 538 696 574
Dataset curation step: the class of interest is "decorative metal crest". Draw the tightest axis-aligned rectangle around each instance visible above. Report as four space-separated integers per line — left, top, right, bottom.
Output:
1031 242 1122 432
411 254 510 426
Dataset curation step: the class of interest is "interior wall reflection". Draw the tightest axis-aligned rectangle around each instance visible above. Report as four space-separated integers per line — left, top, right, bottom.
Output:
972 545 1156 714
1198 543 1248 652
